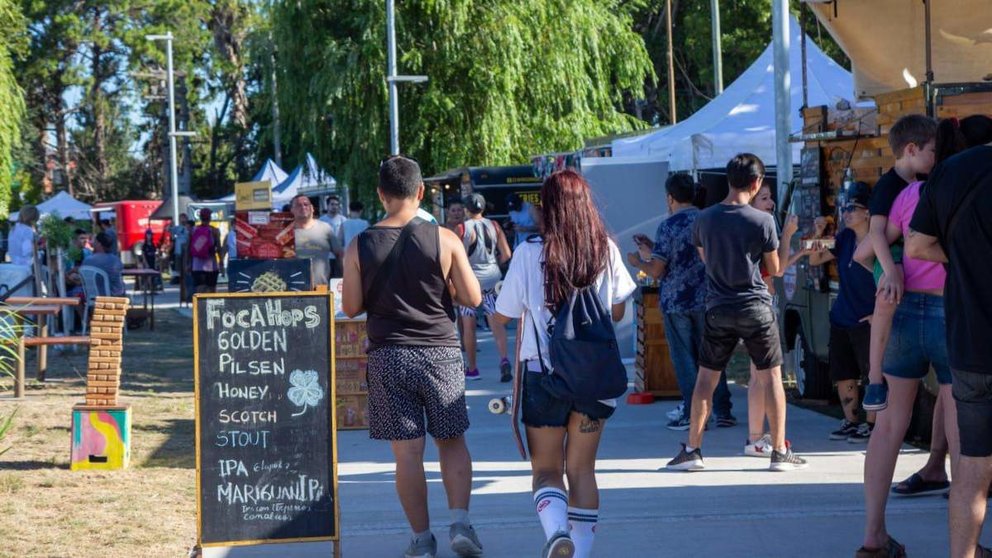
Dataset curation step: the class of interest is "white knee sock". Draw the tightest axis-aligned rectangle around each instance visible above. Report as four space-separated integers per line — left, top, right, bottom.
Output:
568 507 598 558
533 487 569 540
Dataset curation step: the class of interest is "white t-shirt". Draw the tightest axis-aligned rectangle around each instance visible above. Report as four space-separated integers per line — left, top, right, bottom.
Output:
495 237 636 372
8 223 35 266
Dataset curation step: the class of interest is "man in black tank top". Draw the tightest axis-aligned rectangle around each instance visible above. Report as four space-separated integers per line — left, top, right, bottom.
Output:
342 156 484 558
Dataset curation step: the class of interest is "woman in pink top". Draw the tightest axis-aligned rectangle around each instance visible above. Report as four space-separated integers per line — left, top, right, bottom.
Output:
858 118 966 558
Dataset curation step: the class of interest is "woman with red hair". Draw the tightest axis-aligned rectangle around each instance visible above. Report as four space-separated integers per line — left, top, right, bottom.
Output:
494 169 636 558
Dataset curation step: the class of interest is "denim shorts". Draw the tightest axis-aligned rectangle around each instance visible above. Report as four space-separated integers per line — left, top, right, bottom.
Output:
521 367 615 428
882 292 951 385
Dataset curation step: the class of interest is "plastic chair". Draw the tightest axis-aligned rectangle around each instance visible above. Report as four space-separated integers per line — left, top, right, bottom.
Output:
78 265 112 335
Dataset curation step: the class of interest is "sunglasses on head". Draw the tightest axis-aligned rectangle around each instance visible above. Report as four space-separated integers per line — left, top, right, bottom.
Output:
841 204 867 213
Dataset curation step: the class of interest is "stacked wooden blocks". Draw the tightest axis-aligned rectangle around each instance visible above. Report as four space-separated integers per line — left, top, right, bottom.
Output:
85 296 130 407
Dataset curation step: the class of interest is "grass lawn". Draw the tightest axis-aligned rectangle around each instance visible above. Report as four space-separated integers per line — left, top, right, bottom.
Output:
0 309 198 558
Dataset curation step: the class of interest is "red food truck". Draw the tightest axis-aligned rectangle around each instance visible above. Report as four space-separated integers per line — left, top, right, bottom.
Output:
91 200 167 267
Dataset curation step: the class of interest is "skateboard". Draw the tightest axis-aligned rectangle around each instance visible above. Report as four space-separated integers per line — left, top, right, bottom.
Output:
488 312 528 460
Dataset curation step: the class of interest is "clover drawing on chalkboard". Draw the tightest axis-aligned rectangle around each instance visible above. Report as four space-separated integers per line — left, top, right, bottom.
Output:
287 369 324 417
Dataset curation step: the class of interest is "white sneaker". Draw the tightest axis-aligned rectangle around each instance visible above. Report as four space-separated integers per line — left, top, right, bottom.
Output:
744 434 774 457
666 403 685 421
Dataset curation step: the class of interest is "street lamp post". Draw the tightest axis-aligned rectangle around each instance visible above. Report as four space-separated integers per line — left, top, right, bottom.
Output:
385 0 428 155
146 33 180 225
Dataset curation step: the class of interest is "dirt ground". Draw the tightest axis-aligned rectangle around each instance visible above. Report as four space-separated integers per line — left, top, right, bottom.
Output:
0 309 198 558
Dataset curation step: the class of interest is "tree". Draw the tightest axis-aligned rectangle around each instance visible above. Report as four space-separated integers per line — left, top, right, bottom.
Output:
268 0 653 200
0 0 25 218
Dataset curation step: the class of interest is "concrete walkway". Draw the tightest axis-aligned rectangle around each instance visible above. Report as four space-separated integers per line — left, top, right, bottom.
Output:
331 327 981 558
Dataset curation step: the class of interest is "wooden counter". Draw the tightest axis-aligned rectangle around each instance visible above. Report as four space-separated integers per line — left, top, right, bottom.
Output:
633 287 681 398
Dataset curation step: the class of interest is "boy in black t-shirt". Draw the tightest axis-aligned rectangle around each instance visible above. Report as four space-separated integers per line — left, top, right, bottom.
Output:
666 154 807 472
857 115 937 412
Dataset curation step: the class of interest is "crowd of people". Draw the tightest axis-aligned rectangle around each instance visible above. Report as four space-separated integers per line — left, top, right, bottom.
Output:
333 109 992 558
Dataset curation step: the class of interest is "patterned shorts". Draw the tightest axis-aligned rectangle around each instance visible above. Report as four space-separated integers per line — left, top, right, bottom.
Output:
366 345 470 441
458 288 498 317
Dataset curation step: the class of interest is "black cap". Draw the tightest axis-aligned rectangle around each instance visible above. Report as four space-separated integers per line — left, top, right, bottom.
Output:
464 193 486 214
845 181 871 208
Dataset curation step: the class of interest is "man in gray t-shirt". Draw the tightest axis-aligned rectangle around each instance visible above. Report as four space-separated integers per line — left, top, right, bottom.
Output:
291 194 339 287
667 153 807 473
692 203 778 308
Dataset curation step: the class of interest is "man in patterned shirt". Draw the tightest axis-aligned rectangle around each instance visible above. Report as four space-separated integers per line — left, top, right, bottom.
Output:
627 173 734 430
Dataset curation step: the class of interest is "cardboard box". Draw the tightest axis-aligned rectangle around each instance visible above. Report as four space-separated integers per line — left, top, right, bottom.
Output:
235 181 273 211
335 322 369 357
234 211 296 259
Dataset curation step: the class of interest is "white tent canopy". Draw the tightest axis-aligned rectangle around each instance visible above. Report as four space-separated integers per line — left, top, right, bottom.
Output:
219 158 289 202
273 153 336 205
9 191 93 222
612 15 856 171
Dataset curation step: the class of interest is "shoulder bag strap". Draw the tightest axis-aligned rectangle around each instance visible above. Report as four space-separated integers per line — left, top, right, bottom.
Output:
364 218 422 311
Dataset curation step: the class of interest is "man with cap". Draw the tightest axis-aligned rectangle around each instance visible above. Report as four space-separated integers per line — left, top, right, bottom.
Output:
461 193 513 382
806 182 877 442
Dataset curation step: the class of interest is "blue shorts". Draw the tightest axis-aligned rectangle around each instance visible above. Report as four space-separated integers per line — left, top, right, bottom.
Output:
882 292 952 385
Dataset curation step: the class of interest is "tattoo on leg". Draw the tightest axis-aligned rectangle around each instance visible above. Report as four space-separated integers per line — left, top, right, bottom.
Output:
842 396 854 408
579 417 601 434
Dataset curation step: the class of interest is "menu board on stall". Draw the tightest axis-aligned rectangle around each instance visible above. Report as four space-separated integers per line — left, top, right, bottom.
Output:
194 292 338 547
234 211 296 260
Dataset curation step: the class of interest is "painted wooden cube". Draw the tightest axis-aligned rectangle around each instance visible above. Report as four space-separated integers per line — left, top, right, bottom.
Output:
70 405 131 471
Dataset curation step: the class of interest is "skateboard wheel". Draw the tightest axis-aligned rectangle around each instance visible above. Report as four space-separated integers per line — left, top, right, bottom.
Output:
488 396 510 414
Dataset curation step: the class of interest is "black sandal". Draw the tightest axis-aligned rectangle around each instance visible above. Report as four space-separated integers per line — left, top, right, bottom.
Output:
891 472 950 496
855 536 907 558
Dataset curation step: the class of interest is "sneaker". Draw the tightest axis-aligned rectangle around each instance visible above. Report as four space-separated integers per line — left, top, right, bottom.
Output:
829 419 860 441
666 443 704 471
499 359 512 383
449 523 483 557
848 422 873 444
744 434 774 457
542 531 575 558
666 402 685 421
769 444 808 471
863 382 889 412
405 533 437 558
716 414 738 428
465 368 481 381
666 416 691 431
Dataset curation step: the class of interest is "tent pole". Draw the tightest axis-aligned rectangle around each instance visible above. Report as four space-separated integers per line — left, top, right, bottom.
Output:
387 0 400 155
711 0 723 95
772 0 792 208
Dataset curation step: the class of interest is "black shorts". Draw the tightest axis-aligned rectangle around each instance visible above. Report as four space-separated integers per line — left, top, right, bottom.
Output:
192 270 219 288
952 368 992 458
829 323 871 383
698 302 783 371
366 345 469 441
521 368 615 428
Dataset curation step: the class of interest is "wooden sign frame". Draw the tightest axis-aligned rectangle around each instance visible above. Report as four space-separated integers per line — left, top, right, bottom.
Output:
193 291 339 548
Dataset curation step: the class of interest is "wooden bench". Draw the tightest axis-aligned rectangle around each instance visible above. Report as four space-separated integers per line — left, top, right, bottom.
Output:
13 335 92 398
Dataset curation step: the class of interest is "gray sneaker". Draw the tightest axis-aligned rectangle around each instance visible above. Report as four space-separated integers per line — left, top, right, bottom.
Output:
405 533 437 558
449 523 483 557
542 531 575 558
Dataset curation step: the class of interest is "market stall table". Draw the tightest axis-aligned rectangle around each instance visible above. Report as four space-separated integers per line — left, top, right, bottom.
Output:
121 268 161 330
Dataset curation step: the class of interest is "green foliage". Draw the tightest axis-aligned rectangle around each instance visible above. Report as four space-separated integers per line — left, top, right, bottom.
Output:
0 307 24 457
0 0 26 219
38 211 74 250
268 0 653 199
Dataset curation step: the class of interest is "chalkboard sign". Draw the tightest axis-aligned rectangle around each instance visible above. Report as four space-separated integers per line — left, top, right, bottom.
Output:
194 292 338 547
227 259 313 293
